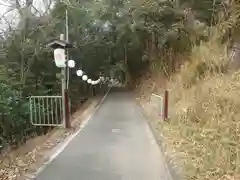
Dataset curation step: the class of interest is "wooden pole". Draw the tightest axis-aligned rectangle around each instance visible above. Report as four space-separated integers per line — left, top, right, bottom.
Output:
60 34 67 128
64 89 70 128
164 90 169 121
65 9 70 128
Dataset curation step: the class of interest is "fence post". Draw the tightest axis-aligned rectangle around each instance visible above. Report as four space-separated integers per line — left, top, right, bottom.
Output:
64 90 70 128
164 90 169 121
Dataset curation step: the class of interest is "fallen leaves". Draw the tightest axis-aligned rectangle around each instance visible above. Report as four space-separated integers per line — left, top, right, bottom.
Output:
0 99 99 180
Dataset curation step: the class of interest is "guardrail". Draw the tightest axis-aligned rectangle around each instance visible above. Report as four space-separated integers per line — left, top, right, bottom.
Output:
151 90 169 121
151 93 164 117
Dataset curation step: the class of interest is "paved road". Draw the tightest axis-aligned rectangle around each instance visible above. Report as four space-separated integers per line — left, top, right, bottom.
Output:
36 90 172 180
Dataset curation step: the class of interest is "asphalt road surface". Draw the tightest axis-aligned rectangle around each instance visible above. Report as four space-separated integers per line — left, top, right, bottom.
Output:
35 89 172 180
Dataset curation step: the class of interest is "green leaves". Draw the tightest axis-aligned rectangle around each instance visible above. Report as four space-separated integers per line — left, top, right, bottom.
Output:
0 0 233 148
0 83 31 145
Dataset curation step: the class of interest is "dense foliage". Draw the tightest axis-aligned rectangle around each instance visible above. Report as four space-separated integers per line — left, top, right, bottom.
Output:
0 0 237 152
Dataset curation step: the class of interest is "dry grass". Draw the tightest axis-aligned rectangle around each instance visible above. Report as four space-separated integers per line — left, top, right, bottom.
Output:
134 5 240 178
136 35 240 180
165 40 240 180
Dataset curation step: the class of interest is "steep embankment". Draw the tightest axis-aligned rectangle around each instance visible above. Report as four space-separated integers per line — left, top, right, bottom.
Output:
135 40 240 180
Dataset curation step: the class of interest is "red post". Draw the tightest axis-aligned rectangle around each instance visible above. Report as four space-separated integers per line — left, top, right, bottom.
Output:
164 90 169 121
64 89 70 128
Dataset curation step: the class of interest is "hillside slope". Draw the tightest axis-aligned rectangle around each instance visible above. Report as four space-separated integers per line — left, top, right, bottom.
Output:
135 39 240 180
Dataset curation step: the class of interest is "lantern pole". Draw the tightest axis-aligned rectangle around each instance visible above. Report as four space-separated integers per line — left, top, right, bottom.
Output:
59 34 68 128
66 9 70 89
59 9 70 129
64 9 70 128
46 9 72 129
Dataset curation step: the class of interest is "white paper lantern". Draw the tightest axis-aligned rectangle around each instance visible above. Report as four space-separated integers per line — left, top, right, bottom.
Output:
76 70 83 77
54 48 66 68
87 79 92 84
67 60 75 68
91 81 96 85
82 75 88 81
95 79 100 84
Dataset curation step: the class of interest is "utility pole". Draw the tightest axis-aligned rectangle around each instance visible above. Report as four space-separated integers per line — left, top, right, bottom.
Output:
60 9 70 128
66 9 70 89
60 34 67 128
46 9 73 129
64 9 70 128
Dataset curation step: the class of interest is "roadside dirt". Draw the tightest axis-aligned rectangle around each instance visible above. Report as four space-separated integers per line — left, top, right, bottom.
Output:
0 97 101 180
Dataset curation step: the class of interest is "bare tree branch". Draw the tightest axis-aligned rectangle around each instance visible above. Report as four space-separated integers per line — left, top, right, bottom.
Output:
0 8 16 20
43 0 53 15
26 0 33 7
0 2 13 8
15 0 21 9
1 15 14 32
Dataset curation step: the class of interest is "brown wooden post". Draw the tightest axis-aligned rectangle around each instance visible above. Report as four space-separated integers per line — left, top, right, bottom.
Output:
164 90 169 121
64 89 70 128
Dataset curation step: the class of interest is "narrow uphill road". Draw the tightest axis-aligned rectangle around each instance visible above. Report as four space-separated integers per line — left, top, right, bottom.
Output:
35 88 172 180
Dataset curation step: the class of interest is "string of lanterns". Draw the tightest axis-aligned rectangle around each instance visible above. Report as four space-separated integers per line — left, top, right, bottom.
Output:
60 59 103 85
76 69 103 85
52 46 105 86
66 59 104 85
52 43 105 86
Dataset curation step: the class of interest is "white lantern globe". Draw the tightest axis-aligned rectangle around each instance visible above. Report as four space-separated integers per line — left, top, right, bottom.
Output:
82 75 88 81
76 70 83 77
87 79 92 84
68 60 75 68
95 79 100 84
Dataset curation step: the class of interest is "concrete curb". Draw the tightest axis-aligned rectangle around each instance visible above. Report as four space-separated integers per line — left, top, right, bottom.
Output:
135 97 182 180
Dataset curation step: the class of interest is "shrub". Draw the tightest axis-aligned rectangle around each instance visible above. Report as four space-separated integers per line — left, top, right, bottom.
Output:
0 83 32 148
